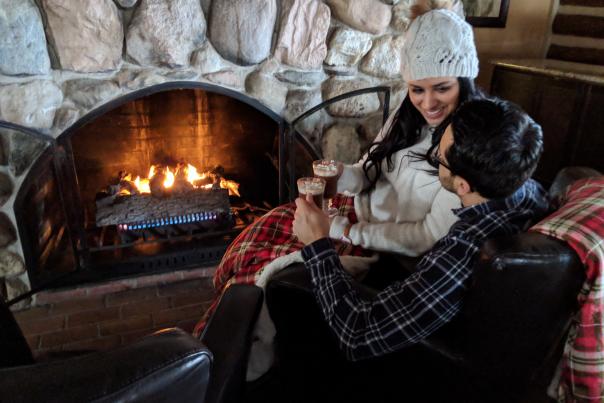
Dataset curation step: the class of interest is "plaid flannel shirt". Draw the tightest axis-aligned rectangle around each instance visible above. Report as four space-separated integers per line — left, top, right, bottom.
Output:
530 177 604 402
302 179 549 361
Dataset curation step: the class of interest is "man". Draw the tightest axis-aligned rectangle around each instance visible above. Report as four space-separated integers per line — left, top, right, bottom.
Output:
292 98 549 361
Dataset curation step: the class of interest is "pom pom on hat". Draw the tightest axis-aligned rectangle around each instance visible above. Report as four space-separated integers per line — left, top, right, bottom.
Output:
402 1 478 81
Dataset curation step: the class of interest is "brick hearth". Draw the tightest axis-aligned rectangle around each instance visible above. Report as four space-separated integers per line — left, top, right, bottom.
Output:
11 266 216 356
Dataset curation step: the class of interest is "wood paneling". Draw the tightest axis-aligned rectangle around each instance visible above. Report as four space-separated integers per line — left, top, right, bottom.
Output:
491 66 604 184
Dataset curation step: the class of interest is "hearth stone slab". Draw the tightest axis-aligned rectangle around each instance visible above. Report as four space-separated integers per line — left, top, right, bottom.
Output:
0 0 50 76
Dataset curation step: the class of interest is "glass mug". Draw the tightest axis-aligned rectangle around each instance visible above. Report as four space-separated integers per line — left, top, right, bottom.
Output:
297 177 326 208
312 159 340 215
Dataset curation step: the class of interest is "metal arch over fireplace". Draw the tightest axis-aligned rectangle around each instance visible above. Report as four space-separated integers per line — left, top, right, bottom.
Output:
57 81 288 203
12 82 293 297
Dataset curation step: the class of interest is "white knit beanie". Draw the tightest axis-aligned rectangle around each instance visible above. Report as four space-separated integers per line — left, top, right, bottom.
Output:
402 8 479 81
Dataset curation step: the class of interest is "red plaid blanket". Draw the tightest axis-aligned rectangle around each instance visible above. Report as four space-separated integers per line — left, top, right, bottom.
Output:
193 194 365 336
530 177 604 402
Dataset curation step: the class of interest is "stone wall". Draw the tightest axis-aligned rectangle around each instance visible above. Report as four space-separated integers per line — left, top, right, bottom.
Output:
0 0 414 301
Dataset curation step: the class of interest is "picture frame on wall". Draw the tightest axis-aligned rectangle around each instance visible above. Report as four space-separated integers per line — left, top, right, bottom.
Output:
463 0 510 28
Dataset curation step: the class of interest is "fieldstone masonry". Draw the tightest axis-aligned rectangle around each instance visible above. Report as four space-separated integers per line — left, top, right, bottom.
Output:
0 0 413 303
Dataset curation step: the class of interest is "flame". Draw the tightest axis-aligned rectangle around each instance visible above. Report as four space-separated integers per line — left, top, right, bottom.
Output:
163 167 175 188
134 176 150 194
121 163 240 196
220 178 240 197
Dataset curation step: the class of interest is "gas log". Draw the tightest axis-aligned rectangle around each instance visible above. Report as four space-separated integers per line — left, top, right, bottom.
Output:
95 188 231 227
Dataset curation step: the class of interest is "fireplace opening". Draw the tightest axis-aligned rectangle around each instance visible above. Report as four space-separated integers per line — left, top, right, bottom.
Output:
14 84 322 291
67 86 283 279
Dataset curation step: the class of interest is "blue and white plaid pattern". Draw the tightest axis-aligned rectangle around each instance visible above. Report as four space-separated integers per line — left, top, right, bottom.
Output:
301 179 549 361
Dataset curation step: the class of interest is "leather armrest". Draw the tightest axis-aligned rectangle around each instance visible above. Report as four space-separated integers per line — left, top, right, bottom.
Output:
455 232 584 391
0 328 211 403
200 283 263 403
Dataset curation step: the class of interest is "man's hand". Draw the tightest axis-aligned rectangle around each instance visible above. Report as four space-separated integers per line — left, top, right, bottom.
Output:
293 194 330 245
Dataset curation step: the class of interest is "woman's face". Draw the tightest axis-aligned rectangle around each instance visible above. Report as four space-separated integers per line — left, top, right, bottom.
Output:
407 77 460 127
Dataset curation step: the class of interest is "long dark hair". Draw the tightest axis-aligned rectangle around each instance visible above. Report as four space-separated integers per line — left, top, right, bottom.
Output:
361 78 483 192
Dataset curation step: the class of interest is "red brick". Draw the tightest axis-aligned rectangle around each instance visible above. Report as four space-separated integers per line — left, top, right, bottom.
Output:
158 279 206 297
120 327 164 345
105 287 158 307
100 315 153 336
175 319 197 333
121 297 172 318
171 292 213 308
12 305 52 322
63 335 122 352
180 266 216 280
39 324 99 348
153 304 206 328
136 272 182 288
36 288 87 304
67 307 120 327
51 297 105 315
18 316 66 336
86 281 136 297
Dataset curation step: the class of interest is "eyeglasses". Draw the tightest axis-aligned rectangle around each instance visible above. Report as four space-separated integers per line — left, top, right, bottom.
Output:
428 144 452 171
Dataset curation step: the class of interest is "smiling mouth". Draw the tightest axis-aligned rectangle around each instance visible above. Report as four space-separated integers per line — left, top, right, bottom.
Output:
425 108 444 119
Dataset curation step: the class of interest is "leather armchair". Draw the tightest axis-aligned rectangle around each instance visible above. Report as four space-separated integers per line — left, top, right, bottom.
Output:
0 283 262 403
265 168 596 403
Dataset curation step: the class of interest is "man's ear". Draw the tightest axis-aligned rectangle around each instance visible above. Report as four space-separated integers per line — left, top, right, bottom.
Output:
453 176 472 197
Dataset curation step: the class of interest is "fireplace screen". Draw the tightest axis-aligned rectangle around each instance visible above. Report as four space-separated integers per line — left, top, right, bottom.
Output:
14 85 304 289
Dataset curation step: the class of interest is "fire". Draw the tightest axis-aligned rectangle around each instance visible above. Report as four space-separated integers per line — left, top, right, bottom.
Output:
119 163 240 197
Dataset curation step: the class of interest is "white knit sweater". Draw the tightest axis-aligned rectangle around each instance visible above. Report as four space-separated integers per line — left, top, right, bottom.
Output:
329 109 461 256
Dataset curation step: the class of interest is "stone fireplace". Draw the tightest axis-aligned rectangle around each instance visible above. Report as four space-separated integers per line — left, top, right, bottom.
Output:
1 0 408 354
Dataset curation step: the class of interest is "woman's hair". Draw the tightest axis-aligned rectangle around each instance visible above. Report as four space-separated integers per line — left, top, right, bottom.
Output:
361 77 482 192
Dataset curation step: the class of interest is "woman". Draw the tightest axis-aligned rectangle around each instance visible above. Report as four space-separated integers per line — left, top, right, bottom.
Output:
194 0 482 337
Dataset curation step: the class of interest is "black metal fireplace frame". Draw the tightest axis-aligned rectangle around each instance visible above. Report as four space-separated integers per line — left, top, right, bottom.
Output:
5 83 392 303
7 83 292 299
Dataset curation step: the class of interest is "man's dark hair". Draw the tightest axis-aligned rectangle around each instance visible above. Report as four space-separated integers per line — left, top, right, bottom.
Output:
445 98 543 199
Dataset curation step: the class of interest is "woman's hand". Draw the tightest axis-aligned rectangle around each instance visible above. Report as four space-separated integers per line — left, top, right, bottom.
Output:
293 194 330 245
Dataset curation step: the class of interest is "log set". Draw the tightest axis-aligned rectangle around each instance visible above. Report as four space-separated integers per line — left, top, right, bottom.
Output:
95 188 231 227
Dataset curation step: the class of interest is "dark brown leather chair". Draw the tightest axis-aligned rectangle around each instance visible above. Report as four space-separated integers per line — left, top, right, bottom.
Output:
0 283 262 403
264 168 597 403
